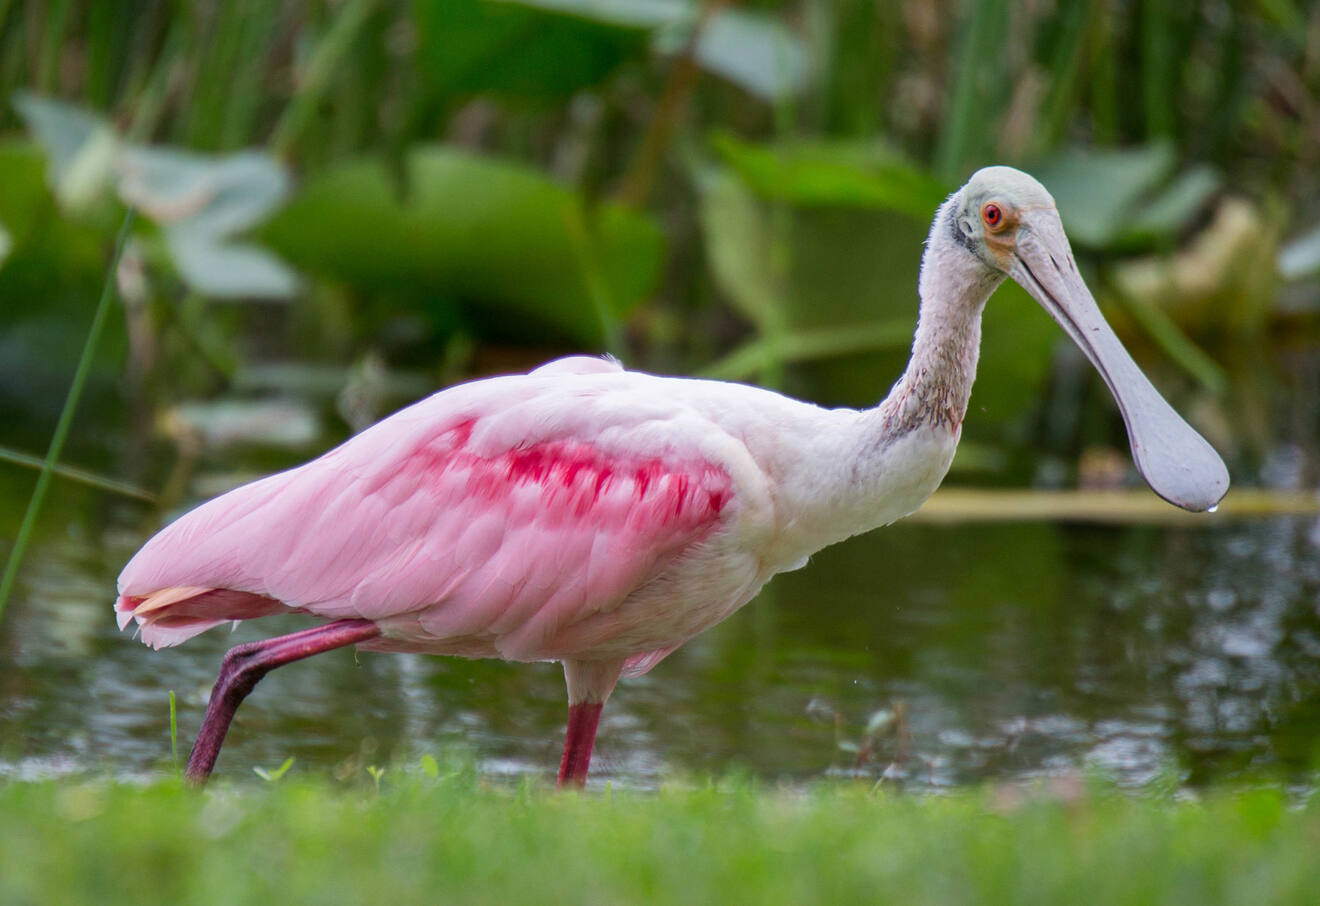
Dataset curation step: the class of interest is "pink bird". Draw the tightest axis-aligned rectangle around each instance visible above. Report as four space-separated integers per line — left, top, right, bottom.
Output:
116 168 1228 787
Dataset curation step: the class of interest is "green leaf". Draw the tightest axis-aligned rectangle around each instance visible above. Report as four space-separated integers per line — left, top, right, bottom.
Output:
11 92 119 211
1120 294 1228 394
697 168 787 332
415 0 653 103
699 320 914 382
1032 144 1176 249
675 8 809 101
253 756 295 782
117 147 290 237
259 146 664 346
16 94 297 298
419 754 440 779
417 1 808 104
1122 165 1220 246
1278 222 1320 281
118 146 298 298
711 133 948 218
0 142 52 251
165 234 299 299
498 0 684 28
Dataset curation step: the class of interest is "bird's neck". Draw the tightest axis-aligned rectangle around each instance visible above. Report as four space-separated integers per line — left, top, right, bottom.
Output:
870 217 1003 442
823 217 1002 536
762 211 1005 568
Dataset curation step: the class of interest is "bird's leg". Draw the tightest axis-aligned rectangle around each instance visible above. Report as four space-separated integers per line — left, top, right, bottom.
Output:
185 618 381 786
557 702 604 788
557 658 623 789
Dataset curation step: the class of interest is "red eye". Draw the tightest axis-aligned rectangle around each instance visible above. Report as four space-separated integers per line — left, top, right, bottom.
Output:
982 203 1003 229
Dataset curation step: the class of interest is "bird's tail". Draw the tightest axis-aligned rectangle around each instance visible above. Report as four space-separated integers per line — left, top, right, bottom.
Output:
115 587 286 649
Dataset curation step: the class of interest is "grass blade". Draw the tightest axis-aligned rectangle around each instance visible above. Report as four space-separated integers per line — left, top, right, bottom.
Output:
269 0 378 158
169 690 180 780
0 445 156 502
0 209 137 622
935 0 1007 182
1140 0 1176 139
1121 295 1228 394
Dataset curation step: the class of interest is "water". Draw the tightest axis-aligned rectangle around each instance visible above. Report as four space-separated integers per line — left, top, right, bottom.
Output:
3 474 1319 791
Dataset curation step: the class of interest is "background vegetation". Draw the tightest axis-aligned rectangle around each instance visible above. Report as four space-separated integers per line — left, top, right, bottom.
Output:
3 4 1320 898
2 0 1318 512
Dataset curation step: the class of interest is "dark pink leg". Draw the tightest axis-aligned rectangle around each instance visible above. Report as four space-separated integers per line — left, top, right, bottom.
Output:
185 619 381 786
556 702 604 788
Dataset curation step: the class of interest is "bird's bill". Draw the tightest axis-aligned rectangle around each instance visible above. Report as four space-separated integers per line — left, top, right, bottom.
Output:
1008 217 1229 512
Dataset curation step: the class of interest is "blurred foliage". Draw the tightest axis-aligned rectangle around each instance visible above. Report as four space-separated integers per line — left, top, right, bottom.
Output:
0 0 1317 489
258 146 664 347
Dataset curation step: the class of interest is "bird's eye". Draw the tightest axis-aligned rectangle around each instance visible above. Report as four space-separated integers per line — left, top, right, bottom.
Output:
982 203 1006 232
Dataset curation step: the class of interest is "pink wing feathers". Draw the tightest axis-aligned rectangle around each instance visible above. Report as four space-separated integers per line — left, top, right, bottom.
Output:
117 364 734 663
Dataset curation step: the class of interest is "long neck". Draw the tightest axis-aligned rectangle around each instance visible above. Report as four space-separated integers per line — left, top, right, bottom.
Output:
869 207 1003 440
765 203 1005 565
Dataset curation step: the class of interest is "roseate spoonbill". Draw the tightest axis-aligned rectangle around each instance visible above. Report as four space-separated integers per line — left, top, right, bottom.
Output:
116 167 1228 787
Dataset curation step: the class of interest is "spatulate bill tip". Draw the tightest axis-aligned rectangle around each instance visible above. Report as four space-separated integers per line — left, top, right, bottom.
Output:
1132 443 1230 513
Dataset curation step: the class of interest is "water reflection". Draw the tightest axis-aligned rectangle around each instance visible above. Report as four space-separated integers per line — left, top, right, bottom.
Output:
2 483 1319 791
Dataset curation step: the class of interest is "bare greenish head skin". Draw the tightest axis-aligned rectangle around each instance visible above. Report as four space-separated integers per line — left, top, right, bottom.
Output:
949 166 1230 513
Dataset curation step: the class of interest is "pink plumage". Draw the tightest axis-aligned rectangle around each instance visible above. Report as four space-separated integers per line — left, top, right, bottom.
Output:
118 357 738 669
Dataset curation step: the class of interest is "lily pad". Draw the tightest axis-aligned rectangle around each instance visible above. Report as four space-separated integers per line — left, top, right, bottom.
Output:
697 167 786 332
659 8 810 101
258 146 664 346
1032 144 1176 249
417 0 808 103
1122 165 1220 244
415 0 655 103
711 133 947 218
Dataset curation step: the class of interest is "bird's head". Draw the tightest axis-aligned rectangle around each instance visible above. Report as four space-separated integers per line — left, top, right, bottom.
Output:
941 166 1230 513
946 165 1060 273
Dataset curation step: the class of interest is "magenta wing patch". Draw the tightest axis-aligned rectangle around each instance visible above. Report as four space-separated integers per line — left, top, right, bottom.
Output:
373 426 733 658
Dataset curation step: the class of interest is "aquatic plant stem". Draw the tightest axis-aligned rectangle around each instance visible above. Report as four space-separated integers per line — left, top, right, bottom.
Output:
169 691 180 779
0 445 156 502
269 0 378 159
0 210 136 621
613 0 727 209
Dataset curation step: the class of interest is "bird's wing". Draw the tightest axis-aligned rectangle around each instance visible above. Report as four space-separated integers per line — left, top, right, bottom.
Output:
118 368 735 658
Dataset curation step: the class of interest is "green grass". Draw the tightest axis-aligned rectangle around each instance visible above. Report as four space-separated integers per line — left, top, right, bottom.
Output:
2 774 1318 904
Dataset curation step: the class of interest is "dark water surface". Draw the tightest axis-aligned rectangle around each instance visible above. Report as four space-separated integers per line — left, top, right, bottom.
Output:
4 468 1319 791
